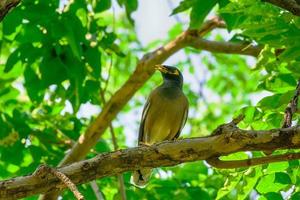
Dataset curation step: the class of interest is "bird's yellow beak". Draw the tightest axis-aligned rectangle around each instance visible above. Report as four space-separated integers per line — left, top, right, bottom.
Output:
154 64 168 73
155 64 180 76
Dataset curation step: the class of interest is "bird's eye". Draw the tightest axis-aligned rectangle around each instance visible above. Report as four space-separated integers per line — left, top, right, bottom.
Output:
172 70 179 76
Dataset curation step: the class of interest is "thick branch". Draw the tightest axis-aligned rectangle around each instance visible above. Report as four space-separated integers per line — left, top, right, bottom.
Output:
0 0 20 22
263 0 300 16
2 125 300 199
188 39 262 57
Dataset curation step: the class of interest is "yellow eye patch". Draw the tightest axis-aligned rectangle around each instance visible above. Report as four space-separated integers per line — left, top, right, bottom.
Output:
171 70 179 75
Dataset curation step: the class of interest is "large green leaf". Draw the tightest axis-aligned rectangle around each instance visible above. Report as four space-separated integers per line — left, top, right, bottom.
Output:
24 66 44 103
4 49 21 73
171 0 196 15
189 0 218 29
117 0 138 24
171 0 217 28
40 57 68 87
256 173 291 194
95 0 112 13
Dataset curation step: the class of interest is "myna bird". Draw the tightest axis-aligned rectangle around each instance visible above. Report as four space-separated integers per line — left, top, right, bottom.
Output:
131 64 189 187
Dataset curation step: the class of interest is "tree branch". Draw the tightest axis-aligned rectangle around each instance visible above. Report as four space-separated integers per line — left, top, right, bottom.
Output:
34 165 84 200
188 39 262 57
263 0 300 16
0 0 20 22
2 124 300 199
206 152 300 169
283 79 300 128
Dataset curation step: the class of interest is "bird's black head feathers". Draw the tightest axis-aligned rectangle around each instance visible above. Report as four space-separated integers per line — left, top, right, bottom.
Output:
155 65 183 88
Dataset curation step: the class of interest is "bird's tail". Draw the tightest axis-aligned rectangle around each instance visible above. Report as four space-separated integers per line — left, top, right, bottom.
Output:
131 168 152 188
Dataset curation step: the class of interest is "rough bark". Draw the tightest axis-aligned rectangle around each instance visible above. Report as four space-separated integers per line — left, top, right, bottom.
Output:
1 124 300 199
0 0 20 22
282 80 300 128
263 0 300 16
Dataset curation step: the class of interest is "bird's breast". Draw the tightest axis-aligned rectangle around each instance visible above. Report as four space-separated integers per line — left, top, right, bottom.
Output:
143 87 188 144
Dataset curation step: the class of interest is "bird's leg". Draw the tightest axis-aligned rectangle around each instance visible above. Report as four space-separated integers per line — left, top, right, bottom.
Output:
174 137 183 141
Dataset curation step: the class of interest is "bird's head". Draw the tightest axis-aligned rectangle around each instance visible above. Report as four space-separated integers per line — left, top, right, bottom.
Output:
155 64 183 88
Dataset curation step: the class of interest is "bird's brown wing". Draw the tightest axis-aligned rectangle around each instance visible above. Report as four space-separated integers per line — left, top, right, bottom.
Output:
138 97 151 144
173 100 189 140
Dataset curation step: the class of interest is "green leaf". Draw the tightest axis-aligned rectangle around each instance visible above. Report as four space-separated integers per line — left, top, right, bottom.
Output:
274 172 291 185
24 66 44 103
259 192 283 200
4 49 20 73
84 47 102 78
83 80 100 104
172 0 218 29
218 0 247 31
100 32 117 48
118 0 138 24
95 0 112 13
0 88 19 103
40 57 68 87
291 192 300 200
279 45 300 61
189 0 218 29
242 106 261 123
216 174 242 199
95 139 111 153
265 113 282 128
186 187 211 200
221 152 249 161
17 43 42 65
2 9 22 36
171 0 196 15
62 14 85 60
256 173 289 194
237 167 262 200
76 8 88 27
260 74 297 93
15 24 44 43
174 162 208 182
258 91 293 110
286 61 300 75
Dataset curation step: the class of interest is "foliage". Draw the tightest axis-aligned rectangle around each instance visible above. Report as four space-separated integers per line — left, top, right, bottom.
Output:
1 0 300 199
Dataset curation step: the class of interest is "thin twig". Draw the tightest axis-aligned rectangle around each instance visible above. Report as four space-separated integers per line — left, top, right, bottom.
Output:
282 79 300 128
102 56 114 95
34 165 84 200
90 181 104 200
99 89 127 200
99 58 127 200
263 0 300 16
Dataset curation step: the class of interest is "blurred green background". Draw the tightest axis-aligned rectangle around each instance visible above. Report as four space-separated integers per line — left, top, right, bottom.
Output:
1 0 300 199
